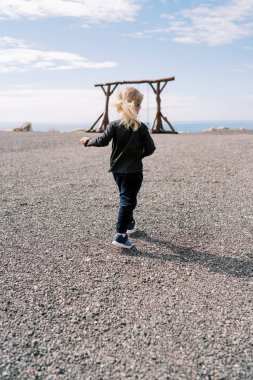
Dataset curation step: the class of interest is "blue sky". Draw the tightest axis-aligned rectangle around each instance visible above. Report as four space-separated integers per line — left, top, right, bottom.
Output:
1 0 253 125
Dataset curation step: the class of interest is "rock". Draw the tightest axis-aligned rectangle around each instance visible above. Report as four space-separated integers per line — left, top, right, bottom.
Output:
203 128 215 133
64 128 86 133
217 126 229 131
203 127 230 133
13 122 32 132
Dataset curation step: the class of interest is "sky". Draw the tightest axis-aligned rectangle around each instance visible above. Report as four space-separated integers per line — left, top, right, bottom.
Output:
1 0 253 126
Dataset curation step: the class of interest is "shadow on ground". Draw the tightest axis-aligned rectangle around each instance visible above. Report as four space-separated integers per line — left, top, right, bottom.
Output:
122 231 253 278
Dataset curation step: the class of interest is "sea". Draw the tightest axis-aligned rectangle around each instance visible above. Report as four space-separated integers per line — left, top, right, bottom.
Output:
0 120 253 133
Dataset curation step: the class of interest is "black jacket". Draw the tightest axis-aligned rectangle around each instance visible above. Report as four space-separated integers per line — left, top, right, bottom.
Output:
85 120 156 173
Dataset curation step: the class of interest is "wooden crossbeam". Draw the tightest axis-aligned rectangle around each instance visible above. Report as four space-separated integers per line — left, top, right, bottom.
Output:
95 77 175 87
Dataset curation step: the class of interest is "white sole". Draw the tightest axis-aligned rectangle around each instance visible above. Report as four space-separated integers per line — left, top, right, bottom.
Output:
126 228 136 234
126 224 137 234
112 241 133 249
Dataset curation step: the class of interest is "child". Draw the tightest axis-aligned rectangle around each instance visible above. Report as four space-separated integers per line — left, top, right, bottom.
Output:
80 87 156 249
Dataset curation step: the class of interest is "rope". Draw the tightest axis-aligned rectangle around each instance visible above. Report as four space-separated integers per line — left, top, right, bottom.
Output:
146 83 150 127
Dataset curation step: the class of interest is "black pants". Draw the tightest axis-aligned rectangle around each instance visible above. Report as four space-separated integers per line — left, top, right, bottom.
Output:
113 172 143 234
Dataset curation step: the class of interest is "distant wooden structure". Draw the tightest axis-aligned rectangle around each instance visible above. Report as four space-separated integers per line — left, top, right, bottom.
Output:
88 76 177 134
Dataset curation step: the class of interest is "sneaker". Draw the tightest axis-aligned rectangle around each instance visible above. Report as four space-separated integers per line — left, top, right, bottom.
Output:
126 219 136 234
112 233 133 249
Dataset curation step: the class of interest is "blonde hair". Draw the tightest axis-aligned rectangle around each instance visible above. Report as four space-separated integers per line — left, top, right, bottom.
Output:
114 87 143 131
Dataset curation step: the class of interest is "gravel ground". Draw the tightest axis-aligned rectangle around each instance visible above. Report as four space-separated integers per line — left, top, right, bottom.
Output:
0 131 253 380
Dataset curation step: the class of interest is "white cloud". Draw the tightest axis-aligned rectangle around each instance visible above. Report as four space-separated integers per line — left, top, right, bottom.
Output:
122 27 169 39
1 86 252 123
168 0 253 46
0 36 117 72
0 0 139 22
122 31 152 38
245 61 253 69
162 95 197 109
241 94 253 103
0 36 28 48
126 0 253 45
0 87 106 123
0 86 199 124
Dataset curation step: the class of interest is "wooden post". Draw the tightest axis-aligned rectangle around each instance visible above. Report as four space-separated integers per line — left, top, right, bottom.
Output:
88 84 118 132
97 84 110 132
153 82 163 132
150 81 177 133
87 112 103 132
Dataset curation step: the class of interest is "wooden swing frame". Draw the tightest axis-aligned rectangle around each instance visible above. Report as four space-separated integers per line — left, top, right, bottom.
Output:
87 76 177 134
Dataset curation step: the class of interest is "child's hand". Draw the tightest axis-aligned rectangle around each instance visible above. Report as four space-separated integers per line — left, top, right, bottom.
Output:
79 136 90 145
